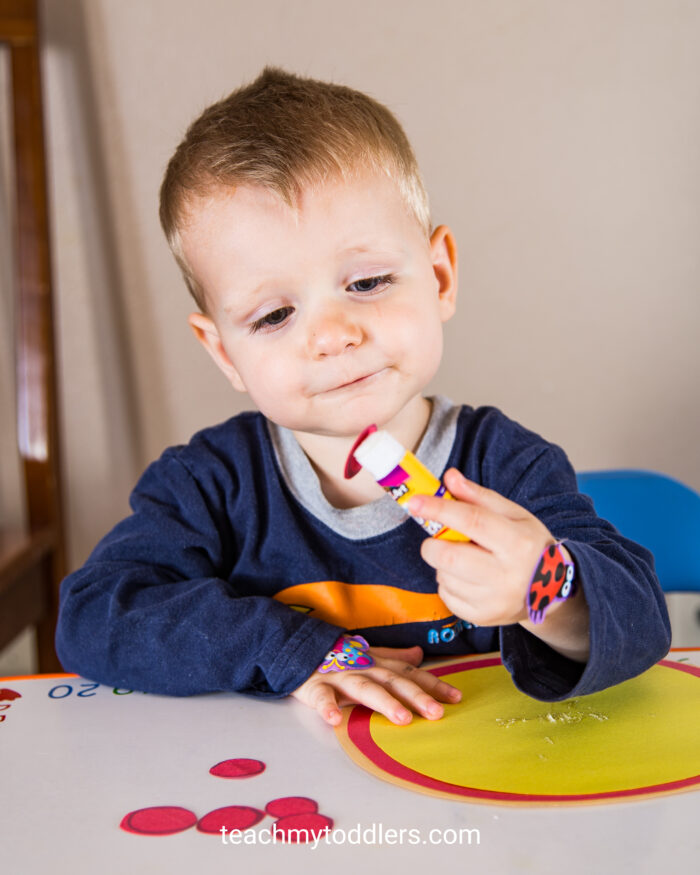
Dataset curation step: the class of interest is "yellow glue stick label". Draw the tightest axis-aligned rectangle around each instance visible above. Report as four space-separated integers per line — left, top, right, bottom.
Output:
377 451 469 542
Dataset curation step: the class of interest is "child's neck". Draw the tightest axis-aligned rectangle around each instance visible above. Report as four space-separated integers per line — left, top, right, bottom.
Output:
293 396 432 509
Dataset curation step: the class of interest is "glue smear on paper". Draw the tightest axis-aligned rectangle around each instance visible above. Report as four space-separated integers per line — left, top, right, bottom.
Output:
495 698 609 730
495 699 609 762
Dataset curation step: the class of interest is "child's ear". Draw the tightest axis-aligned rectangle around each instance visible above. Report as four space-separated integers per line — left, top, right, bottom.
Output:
429 224 458 322
188 313 247 393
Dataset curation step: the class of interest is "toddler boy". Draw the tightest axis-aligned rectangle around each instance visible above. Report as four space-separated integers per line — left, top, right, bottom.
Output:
56 68 670 726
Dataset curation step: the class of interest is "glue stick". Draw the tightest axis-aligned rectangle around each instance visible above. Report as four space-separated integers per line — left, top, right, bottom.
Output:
345 425 469 542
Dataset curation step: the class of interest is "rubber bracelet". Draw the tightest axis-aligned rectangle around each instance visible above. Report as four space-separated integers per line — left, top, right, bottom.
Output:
317 634 374 673
527 541 576 624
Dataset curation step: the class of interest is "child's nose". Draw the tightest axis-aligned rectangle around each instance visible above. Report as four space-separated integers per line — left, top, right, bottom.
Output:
307 303 364 357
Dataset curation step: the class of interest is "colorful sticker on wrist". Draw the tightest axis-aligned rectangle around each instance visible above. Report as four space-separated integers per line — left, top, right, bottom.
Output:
527 541 576 624
318 635 374 674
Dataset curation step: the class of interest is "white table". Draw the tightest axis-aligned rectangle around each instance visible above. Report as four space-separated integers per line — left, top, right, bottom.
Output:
2 650 698 874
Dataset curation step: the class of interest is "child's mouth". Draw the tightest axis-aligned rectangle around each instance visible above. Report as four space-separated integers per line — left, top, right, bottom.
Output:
332 368 388 392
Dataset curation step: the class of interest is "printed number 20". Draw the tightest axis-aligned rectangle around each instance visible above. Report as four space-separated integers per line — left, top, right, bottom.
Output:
48 683 100 698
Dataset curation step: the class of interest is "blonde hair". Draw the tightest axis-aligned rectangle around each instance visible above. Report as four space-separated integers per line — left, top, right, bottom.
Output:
159 67 431 310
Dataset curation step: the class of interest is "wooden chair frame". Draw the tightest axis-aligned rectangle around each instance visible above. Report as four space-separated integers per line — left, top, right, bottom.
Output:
0 0 65 671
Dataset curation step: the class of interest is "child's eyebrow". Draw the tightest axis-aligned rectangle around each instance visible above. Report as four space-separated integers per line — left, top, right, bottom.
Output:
223 284 274 317
337 243 407 258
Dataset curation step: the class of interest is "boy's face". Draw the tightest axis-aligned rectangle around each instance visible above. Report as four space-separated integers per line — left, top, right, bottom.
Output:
183 169 457 439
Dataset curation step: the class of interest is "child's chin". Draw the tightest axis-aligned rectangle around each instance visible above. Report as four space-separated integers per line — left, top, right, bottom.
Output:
278 388 411 438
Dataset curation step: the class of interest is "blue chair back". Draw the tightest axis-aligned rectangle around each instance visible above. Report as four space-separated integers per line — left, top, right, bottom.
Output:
576 469 700 593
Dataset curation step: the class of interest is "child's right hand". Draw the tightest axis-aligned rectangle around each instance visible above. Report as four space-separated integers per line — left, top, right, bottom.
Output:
291 644 462 727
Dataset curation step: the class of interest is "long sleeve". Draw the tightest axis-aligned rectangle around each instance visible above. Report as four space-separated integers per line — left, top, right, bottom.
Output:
56 436 342 697
489 431 671 700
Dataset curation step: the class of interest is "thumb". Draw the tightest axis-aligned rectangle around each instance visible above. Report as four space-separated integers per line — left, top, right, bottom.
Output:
371 644 424 665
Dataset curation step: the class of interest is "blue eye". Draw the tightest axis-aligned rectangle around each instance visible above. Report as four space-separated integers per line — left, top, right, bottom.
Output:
249 306 294 334
348 274 395 294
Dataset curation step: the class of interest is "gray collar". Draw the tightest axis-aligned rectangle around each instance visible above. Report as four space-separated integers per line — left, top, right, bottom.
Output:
266 395 461 540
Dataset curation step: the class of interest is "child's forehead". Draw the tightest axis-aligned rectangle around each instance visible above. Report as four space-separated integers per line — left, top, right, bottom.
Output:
201 170 392 213
184 171 424 251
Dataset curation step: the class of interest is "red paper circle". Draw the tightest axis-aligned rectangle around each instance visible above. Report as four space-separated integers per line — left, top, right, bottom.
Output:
265 796 318 818
209 758 266 778
346 657 700 804
197 805 265 834
272 813 334 843
120 806 197 835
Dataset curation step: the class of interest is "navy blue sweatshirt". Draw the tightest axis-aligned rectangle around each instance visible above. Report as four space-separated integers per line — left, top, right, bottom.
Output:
56 404 671 700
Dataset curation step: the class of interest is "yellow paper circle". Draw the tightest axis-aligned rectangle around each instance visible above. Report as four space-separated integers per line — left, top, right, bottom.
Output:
342 658 700 803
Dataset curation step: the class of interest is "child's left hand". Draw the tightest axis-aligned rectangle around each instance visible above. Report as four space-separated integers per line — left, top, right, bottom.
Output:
409 468 557 628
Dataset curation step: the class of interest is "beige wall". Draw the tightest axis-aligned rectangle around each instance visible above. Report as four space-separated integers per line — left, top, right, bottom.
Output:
2 0 699 661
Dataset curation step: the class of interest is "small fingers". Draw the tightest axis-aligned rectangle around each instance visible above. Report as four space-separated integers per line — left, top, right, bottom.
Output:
443 469 527 518
307 681 343 726
296 647 463 727
326 660 460 725
369 661 462 718
409 493 512 553
333 672 415 724
378 657 462 702
420 537 494 578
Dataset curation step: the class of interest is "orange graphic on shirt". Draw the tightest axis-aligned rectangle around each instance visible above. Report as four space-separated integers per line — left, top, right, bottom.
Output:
273 581 452 629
